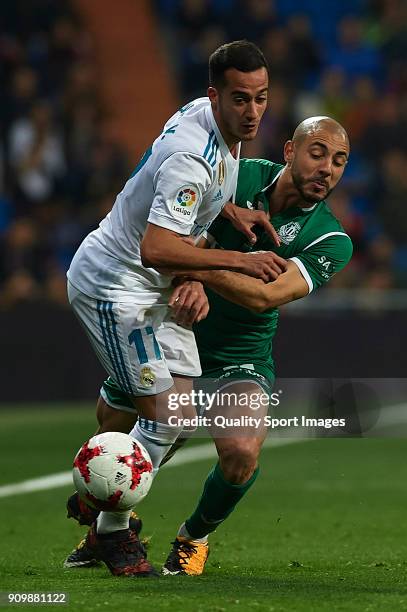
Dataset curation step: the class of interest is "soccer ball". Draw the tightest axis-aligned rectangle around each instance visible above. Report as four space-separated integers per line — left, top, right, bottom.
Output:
72 432 153 512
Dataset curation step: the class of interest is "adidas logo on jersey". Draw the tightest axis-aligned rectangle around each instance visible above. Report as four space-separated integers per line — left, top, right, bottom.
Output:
211 189 223 203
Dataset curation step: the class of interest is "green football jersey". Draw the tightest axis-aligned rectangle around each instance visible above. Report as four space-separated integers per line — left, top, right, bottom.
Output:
195 158 353 379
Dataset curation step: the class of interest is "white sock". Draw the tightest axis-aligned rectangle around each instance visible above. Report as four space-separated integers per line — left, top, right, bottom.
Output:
129 418 183 474
96 510 131 534
178 522 208 543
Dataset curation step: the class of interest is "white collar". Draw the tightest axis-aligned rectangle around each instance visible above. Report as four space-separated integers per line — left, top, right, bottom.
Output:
260 167 284 193
300 203 319 212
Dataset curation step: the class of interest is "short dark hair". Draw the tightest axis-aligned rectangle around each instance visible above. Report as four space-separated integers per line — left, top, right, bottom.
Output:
209 40 269 89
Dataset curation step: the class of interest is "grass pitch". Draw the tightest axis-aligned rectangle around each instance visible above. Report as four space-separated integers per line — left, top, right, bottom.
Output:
0 404 407 611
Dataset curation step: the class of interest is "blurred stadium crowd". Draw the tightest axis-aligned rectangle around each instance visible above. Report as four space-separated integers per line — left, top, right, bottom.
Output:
1 0 406 309
0 0 129 308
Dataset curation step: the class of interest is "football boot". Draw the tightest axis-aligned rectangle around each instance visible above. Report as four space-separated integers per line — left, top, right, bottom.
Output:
162 536 209 576
83 523 159 577
64 511 143 568
66 491 99 526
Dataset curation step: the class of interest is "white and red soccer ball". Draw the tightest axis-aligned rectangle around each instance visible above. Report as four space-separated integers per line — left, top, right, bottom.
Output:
73 432 153 512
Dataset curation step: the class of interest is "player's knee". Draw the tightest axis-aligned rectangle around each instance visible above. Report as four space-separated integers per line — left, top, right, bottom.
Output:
96 396 137 433
218 440 259 484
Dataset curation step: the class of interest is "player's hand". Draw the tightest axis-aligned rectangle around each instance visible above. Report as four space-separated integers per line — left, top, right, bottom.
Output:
238 251 288 282
168 280 209 327
221 202 281 247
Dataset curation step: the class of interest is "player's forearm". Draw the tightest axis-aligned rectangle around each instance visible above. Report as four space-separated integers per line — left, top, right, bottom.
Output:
142 224 286 282
141 232 243 272
194 262 308 312
153 236 211 275
194 270 269 312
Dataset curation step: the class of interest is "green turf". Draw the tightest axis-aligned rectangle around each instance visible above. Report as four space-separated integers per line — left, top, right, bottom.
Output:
0 404 407 611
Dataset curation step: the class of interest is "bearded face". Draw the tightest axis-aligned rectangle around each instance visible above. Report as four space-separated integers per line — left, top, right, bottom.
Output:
286 129 349 204
291 159 333 203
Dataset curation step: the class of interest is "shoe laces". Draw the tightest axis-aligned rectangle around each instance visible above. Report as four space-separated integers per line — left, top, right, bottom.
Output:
172 538 198 566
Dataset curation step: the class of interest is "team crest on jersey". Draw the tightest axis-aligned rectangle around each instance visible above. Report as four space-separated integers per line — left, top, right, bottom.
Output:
277 221 301 245
140 366 156 388
172 186 198 219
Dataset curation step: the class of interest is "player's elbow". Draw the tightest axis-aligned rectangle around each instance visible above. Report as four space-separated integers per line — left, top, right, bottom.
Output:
250 299 273 314
255 285 303 312
249 290 279 313
246 293 273 313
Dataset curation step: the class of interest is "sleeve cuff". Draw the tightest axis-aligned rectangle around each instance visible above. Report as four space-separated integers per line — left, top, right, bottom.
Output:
289 257 313 293
147 211 192 236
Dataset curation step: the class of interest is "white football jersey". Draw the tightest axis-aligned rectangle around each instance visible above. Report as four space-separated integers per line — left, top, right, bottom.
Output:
67 98 240 304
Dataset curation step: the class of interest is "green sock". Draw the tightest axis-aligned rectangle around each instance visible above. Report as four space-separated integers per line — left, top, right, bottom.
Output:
185 462 259 539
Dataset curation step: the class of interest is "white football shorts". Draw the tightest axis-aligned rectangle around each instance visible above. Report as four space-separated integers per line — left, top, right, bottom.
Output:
67 281 201 397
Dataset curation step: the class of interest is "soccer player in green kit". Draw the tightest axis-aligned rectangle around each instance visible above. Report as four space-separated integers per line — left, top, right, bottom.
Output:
161 115 352 575
66 116 353 576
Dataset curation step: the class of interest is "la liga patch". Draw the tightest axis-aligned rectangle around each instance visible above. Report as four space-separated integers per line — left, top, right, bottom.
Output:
171 186 198 220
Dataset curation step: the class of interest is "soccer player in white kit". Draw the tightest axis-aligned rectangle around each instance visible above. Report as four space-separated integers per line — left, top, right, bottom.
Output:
66 41 286 577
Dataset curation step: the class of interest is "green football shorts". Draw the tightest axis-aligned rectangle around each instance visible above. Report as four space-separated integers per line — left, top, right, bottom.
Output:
201 364 274 396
